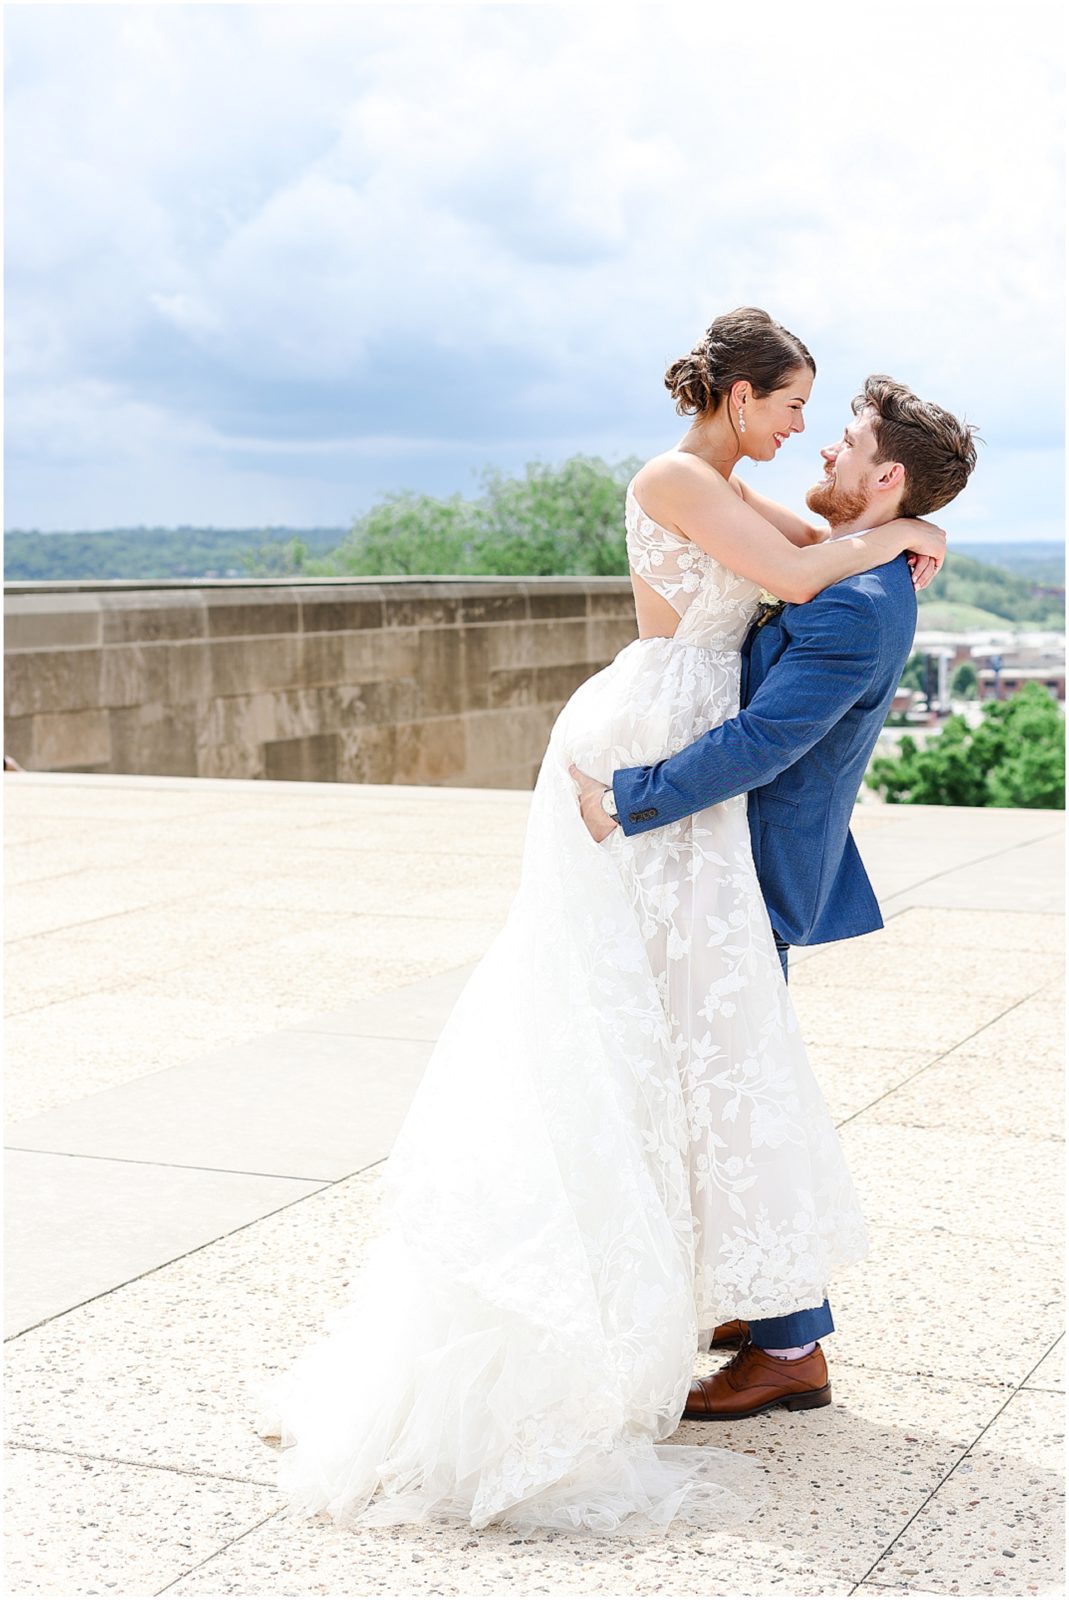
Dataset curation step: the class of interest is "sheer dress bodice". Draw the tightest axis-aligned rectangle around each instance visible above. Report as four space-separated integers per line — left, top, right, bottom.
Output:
625 479 762 654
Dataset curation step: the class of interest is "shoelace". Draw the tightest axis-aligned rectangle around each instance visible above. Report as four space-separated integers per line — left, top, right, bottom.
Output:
718 1339 757 1387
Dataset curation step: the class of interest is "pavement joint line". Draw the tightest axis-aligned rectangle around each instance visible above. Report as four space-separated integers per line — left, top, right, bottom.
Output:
153 1508 286 1598
5 900 366 951
3 1158 387 1344
883 905 1064 921
824 1350 1064 1388
832 985 1062 1132
5 970 469 1111
298 1024 444 1040
3 958 457 1022
4 1438 277 1490
2 1146 338 1184
850 1334 1065 1592
875 824 1065 903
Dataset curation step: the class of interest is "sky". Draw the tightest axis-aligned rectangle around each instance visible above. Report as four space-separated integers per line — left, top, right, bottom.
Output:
3 1 1065 541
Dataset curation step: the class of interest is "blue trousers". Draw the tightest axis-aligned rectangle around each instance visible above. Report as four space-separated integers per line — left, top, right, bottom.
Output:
746 935 835 1348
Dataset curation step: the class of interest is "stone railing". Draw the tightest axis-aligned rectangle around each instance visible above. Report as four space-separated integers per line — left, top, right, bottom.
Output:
3 577 638 788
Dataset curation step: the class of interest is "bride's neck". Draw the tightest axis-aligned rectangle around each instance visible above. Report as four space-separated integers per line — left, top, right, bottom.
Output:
674 411 743 479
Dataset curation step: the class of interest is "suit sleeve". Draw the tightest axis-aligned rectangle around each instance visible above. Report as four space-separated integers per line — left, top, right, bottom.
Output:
612 588 882 836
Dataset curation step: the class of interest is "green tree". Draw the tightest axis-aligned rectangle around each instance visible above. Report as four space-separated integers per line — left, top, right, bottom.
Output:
899 651 927 693
306 492 476 577
301 455 641 579
950 661 979 699
240 536 310 577
866 682 1065 808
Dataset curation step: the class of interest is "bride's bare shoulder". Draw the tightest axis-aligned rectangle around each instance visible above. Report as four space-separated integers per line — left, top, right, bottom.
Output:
631 453 734 532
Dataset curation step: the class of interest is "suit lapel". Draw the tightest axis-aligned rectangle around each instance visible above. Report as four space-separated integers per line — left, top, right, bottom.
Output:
740 618 761 706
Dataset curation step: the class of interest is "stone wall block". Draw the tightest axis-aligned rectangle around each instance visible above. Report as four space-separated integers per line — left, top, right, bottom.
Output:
109 702 197 776
30 709 112 772
345 678 419 727
197 741 264 780
533 662 598 705
384 588 463 630
274 689 316 745
99 644 172 710
587 588 637 618
200 691 280 750
5 648 105 718
463 705 557 774
487 622 537 671
337 723 398 784
4 593 103 651
587 617 638 660
392 716 468 784
341 627 420 685
527 618 590 669
207 637 302 698
528 591 587 620
488 666 534 709
166 642 213 706
297 633 345 688
206 595 300 638
416 629 467 717
3 716 35 767
459 591 529 625
263 732 340 782
300 590 385 633
460 626 493 711
101 596 206 645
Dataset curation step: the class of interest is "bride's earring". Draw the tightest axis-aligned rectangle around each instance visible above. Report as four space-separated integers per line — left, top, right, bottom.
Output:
738 408 746 434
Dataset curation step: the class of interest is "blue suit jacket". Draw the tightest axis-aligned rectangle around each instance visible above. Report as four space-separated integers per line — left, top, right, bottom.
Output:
612 553 917 946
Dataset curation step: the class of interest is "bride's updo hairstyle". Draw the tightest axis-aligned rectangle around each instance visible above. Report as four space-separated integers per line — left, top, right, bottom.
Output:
665 307 816 417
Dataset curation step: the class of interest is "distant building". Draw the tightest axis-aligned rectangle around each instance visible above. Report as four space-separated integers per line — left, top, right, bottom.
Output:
913 629 1065 707
976 664 1065 701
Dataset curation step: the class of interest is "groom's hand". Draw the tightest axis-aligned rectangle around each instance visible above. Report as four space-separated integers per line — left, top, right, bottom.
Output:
569 764 619 843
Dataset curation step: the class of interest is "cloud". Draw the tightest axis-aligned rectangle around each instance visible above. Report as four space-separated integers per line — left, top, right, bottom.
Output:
4 1 1063 535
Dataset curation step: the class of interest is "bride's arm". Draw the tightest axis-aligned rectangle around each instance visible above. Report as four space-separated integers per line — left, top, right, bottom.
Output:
729 476 827 547
642 459 945 604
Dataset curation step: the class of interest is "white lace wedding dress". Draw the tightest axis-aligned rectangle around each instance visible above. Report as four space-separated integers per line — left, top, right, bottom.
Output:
250 479 869 1535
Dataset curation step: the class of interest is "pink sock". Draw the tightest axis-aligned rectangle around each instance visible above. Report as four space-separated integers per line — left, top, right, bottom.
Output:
760 1341 816 1360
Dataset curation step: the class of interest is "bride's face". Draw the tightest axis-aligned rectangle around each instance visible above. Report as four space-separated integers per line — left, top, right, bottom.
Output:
738 366 813 463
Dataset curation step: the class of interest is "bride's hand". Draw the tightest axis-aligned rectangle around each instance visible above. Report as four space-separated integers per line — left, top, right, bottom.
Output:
891 517 947 590
907 553 939 590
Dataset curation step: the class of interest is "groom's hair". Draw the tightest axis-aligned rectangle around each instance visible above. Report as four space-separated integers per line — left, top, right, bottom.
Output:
854 376 979 518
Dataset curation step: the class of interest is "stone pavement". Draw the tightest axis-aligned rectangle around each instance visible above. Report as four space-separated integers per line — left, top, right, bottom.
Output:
3 771 1064 1597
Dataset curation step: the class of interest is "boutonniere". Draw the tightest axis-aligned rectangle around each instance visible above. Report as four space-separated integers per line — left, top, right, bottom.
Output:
753 594 787 630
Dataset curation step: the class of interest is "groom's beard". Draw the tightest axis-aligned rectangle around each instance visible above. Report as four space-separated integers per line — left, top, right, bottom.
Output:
805 475 872 527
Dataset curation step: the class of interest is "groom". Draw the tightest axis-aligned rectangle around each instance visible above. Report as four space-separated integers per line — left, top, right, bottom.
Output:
572 374 977 1421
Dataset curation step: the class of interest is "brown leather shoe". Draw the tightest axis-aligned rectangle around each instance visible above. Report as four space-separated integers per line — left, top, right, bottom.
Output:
683 1339 831 1420
707 1319 749 1348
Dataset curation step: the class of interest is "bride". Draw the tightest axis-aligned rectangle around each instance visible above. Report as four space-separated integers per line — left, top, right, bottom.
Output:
251 308 945 1535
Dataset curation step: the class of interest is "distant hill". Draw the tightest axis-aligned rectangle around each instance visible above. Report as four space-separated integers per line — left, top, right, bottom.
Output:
955 541 1064 587
3 526 345 581
918 549 1063 630
913 601 1030 632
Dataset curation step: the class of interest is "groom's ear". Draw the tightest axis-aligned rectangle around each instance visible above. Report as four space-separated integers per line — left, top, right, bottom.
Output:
875 459 906 496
